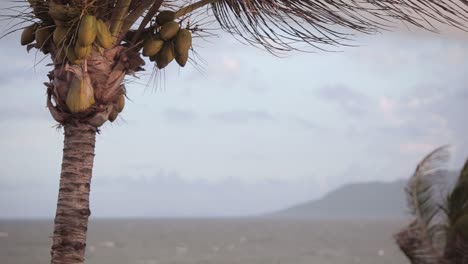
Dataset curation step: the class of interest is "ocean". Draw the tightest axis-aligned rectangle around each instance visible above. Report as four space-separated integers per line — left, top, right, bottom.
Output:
1 218 409 264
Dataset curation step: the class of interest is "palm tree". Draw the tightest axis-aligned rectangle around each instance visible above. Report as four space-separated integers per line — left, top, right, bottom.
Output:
2 1 468 263
395 146 468 264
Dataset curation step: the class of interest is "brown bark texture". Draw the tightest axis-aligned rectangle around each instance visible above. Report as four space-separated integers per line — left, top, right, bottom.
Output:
50 123 97 264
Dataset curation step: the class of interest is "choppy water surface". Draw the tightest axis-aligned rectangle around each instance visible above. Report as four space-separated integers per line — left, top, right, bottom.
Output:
1 218 408 264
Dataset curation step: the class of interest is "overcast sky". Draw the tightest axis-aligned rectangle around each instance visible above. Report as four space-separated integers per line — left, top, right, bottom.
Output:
1 5 468 218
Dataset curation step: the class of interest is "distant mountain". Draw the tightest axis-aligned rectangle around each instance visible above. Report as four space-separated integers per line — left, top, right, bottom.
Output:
270 170 459 219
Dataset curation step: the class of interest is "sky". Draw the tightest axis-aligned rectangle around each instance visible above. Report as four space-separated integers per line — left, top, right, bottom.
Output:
1 4 468 218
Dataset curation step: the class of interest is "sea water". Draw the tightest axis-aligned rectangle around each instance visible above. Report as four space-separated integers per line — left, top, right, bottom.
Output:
0 218 409 264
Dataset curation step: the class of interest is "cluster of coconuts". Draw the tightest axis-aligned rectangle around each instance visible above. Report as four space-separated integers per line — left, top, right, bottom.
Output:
21 3 113 65
142 11 192 69
19 4 195 121
20 2 123 120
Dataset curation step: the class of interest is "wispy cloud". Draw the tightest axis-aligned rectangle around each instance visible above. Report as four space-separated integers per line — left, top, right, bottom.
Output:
211 109 275 124
221 56 241 74
378 96 406 126
0 106 50 122
315 85 370 117
287 116 322 130
399 142 439 154
163 108 198 124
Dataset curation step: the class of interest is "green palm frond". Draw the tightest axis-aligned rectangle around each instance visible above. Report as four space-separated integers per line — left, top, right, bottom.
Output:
444 213 468 264
210 0 468 53
453 234 468 263
460 159 468 182
447 159 468 226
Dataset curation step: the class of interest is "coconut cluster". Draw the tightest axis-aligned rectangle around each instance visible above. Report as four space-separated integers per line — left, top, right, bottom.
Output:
141 11 192 69
22 0 129 126
21 3 114 65
21 10 118 115
20 3 196 126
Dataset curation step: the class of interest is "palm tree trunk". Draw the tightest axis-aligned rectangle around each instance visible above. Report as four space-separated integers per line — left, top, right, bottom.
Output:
50 122 97 264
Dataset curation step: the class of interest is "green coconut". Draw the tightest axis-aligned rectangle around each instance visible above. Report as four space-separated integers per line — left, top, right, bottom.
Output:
74 43 92 59
77 15 97 47
35 26 52 48
159 21 180 40
155 41 175 69
66 74 95 113
174 29 192 54
156 11 176 25
175 50 189 67
96 19 113 49
53 26 69 45
143 37 164 57
21 24 37 46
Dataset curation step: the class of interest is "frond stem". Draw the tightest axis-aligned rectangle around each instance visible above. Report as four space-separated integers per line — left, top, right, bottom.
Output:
110 0 132 38
175 0 220 18
121 0 153 35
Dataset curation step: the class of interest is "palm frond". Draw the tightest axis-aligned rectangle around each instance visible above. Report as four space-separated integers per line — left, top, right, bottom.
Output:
446 159 468 226
454 234 468 263
395 145 452 263
407 145 451 227
395 220 447 264
444 231 468 264
210 0 468 53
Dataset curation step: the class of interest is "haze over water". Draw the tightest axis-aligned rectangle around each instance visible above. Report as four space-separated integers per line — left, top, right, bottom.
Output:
2 218 408 264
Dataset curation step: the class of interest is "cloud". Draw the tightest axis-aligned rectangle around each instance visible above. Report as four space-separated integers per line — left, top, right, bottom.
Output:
0 106 50 122
287 116 322 130
315 85 370 117
443 43 468 65
211 109 275 124
205 55 242 77
221 56 241 74
399 142 439 154
163 108 198 124
377 96 407 126
0 70 18 86
367 81 467 162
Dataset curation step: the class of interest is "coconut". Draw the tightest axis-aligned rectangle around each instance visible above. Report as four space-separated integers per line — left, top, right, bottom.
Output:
155 41 175 69
143 37 164 57
48 2 80 23
53 26 69 45
74 43 92 59
66 69 95 113
96 19 113 49
35 26 52 48
159 21 180 40
175 50 189 67
156 11 176 25
108 109 119 122
66 46 81 65
174 29 192 54
77 15 97 47
116 94 125 113
21 24 37 46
